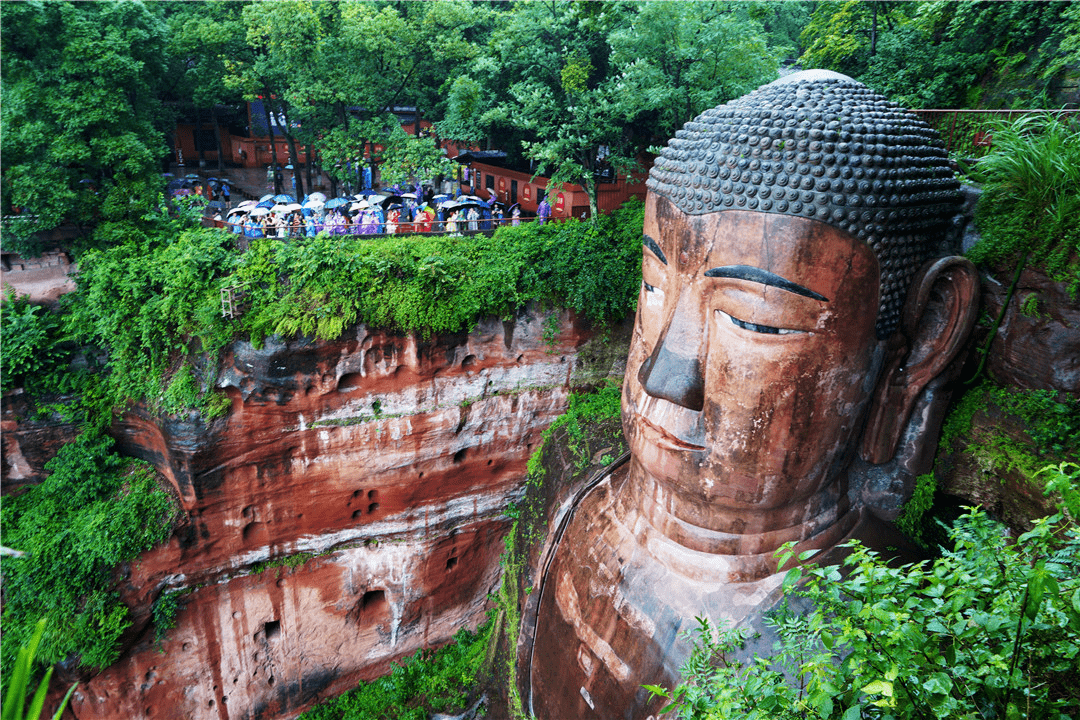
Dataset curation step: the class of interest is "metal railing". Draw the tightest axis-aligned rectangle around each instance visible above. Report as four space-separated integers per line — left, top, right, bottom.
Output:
205 214 548 239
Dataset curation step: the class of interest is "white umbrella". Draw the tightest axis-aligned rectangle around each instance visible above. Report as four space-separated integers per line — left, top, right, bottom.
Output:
303 199 325 209
401 193 418 199
307 191 327 203
249 206 271 217
236 200 258 209
351 200 371 210
259 194 274 202
283 203 303 212
271 204 291 214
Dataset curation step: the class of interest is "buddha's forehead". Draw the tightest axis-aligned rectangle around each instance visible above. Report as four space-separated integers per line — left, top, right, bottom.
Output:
645 194 878 300
646 72 963 338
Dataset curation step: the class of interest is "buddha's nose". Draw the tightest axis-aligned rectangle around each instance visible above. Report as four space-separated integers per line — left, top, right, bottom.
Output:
637 289 706 411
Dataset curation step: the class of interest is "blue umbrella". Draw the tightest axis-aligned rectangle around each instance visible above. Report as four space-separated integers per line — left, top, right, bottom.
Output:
273 193 296 203
260 194 274 203
325 197 350 209
256 200 275 209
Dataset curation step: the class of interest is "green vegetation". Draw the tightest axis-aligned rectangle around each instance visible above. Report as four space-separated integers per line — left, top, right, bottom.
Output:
0 296 73 396
525 379 623 482
799 1 1080 108
0 1 169 256
896 382 1080 546
647 469 1080 719
1 619 77 720
60 198 645 419
299 623 492 720
247 551 322 578
968 113 1080 289
0 430 176 688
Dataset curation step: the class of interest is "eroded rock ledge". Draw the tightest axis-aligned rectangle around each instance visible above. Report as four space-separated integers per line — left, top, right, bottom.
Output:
62 308 628 720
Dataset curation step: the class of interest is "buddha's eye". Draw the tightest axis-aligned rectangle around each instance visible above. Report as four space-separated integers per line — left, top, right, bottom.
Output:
717 310 804 335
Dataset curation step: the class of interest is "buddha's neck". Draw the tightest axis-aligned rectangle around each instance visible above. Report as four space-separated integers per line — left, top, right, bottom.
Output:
615 460 860 581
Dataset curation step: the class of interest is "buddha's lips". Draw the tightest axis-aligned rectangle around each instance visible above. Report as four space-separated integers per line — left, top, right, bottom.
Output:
635 410 706 451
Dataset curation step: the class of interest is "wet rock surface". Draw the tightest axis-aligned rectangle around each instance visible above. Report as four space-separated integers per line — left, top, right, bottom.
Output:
2 308 626 720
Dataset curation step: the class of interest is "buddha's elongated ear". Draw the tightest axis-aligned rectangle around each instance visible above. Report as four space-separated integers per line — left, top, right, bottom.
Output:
861 256 980 464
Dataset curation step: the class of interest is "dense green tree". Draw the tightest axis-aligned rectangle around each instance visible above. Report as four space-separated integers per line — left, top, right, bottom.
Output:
800 0 1080 108
441 1 779 218
607 0 779 147
0 0 170 255
161 1 250 173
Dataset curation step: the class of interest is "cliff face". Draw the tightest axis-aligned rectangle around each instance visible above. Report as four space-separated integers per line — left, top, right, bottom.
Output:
48 308 623 720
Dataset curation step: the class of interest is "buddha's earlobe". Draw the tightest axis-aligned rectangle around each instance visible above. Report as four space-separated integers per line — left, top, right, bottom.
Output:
861 256 980 464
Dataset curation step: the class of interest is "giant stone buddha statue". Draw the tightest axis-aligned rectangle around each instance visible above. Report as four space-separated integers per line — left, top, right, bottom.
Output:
524 71 980 719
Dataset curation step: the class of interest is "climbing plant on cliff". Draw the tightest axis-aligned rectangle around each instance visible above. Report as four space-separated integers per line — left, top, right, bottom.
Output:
0 430 176 691
965 112 1079 383
298 622 492 720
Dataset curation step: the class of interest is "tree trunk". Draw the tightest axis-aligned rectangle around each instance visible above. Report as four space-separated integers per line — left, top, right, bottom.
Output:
261 94 280 193
212 107 225 172
193 105 207 168
585 175 598 221
280 105 305 199
306 144 314 191
871 2 878 57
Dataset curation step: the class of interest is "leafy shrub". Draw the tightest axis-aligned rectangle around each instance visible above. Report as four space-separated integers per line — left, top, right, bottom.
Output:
67 226 237 419
0 297 71 395
968 113 1080 293
526 380 623 481
896 382 1079 546
648 495 1080 719
0 430 176 688
299 622 491 720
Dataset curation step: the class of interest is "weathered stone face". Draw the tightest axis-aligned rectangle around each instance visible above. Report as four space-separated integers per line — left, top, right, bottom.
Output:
625 196 880 557
526 72 981 720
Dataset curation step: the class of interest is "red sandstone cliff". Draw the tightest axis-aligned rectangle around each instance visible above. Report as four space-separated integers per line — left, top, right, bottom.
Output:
3 308 625 720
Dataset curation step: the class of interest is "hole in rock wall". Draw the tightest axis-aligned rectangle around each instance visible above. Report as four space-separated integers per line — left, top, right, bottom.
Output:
242 521 265 544
462 354 477 369
368 502 380 514
263 620 281 640
352 510 363 521
446 556 458 571
453 448 467 464
368 489 377 499
337 372 363 391
349 589 389 624
360 589 386 612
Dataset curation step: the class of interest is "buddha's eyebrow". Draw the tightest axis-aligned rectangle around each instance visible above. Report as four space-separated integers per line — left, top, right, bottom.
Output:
703 265 829 302
642 235 667 265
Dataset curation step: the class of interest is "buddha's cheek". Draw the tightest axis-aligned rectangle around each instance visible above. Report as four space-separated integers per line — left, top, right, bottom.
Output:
698 337 877 507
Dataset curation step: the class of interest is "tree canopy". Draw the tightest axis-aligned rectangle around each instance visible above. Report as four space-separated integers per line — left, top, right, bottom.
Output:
1 0 170 255
2 0 1077 254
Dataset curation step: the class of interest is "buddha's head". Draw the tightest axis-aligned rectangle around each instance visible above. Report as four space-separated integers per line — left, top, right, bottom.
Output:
624 71 978 555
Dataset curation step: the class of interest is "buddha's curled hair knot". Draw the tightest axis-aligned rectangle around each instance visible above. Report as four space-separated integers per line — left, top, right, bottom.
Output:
647 71 963 338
